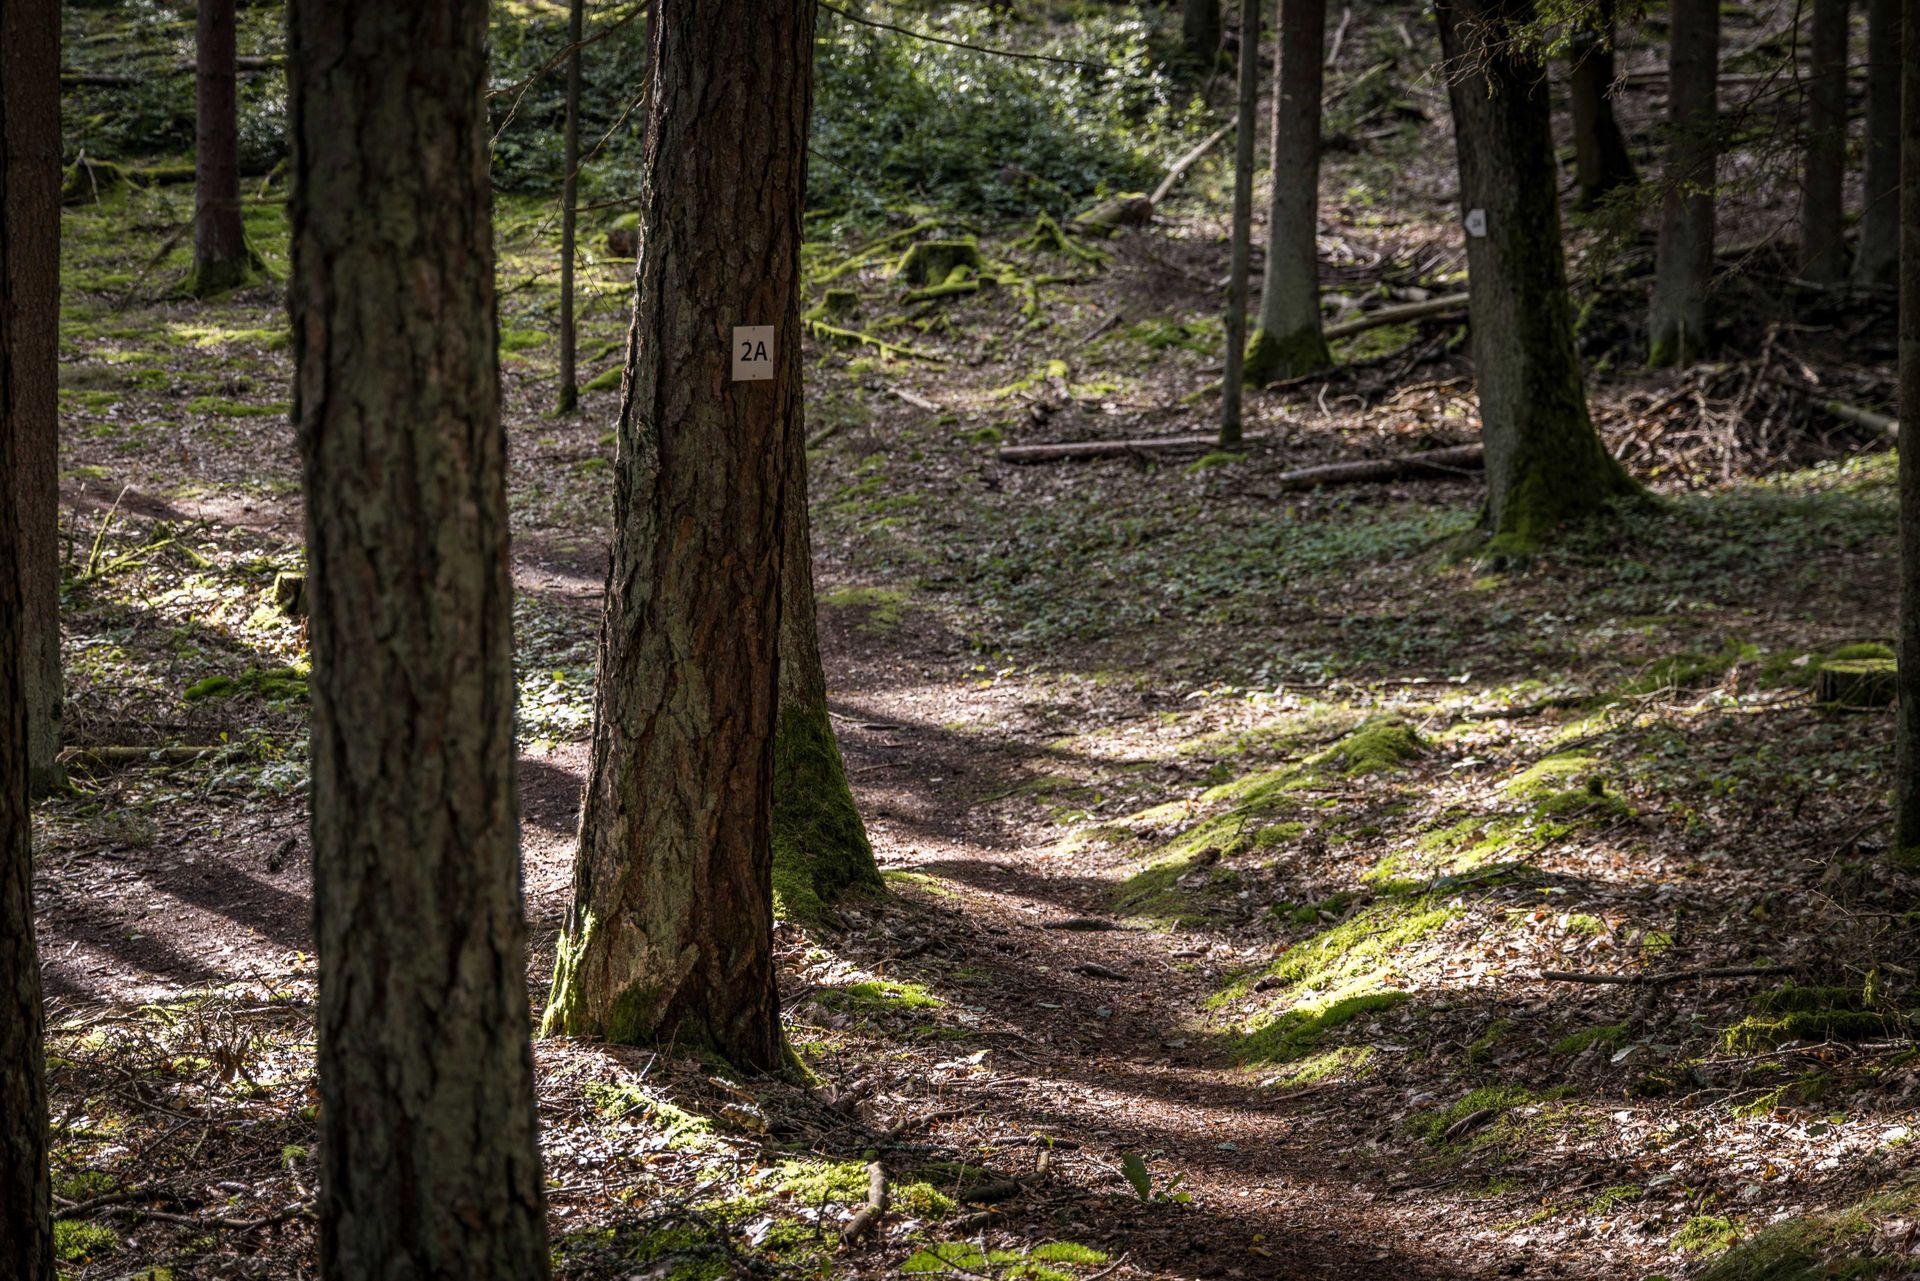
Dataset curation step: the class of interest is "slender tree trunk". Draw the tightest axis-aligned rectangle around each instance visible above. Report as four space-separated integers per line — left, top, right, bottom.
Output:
1220 0 1258 445
0 2 56 1275
556 0 584 415
190 0 250 295
1860 0 1902 285
542 0 813 1072
1245 0 1331 385
287 3 551 1277
1437 0 1636 549
1184 0 1221 69
1567 0 1637 209
1801 0 1852 283
1895 0 1920 853
1648 0 1719 366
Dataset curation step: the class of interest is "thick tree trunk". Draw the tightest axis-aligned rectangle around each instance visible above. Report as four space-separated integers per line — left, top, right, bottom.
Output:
542 0 813 1071
772 438 880 926
1220 0 1259 445
1567 0 1637 209
1895 0 1920 853
190 0 250 295
1184 0 1222 69
556 0 583 415
287 3 551 1277
1245 0 1331 385
1436 0 1636 549
1648 0 1719 365
0 4 56 1275
1801 0 1852 283
1860 0 1902 285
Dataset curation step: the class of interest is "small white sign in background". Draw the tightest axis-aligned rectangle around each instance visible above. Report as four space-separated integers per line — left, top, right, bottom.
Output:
1464 208 1488 238
732 326 774 382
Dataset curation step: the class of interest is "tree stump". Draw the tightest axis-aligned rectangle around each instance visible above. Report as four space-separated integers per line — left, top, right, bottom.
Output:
1817 659 1896 708
272 570 306 617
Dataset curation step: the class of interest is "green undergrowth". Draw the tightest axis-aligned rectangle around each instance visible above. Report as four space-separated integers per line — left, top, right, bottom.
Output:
813 979 943 1017
1720 980 1903 1055
1697 1181 1920 1280
1409 1085 1540 1146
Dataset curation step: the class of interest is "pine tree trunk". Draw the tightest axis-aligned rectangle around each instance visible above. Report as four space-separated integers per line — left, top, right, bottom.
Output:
1436 0 1636 549
287 3 551 1277
1184 0 1222 69
190 0 250 295
1649 0 1719 366
0 6 56 1273
772 434 880 926
1567 0 1637 209
1895 0 1920 853
542 0 813 1071
1220 0 1259 445
1860 0 1902 285
1801 0 1852 283
1245 0 1331 385
556 0 583 415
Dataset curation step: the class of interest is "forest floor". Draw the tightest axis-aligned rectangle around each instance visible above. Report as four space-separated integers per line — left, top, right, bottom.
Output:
33 4 1920 1279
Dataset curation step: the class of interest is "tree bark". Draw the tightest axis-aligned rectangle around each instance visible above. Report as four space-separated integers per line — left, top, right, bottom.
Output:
1184 0 1222 69
1436 0 1637 548
1245 0 1332 385
556 0 584 414
1860 0 1902 285
1895 0 1920 853
1800 0 1852 284
287 2 551 1277
190 0 251 295
542 0 813 1072
1567 0 1637 209
1220 0 1259 445
0 3 56 1275
1648 0 1719 365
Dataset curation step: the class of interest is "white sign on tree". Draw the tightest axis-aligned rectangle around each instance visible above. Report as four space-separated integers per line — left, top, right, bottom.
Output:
732 326 774 381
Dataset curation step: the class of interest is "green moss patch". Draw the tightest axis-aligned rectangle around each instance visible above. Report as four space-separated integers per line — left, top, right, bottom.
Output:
818 585 910 635
1699 1182 1920 1280
772 702 882 926
1675 1215 1744 1257
814 979 943 1015
1307 717 1425 776
1409 1085 1536 1146
1232 990 1407 1065
1720 982 1900 1054
54 1219 120 1263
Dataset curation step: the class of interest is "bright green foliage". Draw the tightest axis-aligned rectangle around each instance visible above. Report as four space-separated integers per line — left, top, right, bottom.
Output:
1308 718 1425 775
1675 1216 1744 1257
1234 991 1408 1065
54 1219 120 1263
1409 1085 1536 1146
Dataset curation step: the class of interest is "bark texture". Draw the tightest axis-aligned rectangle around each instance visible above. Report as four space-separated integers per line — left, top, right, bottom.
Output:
1800 0 1852 283
0 2 55 1273
287 2 551 1277
1245 0 1332 385
1567 1 1637 209
1220 0 1259 444
190 0 250 295
542 0 815 1071
556 0 584 414
1436 0 1636 548
1648 0 1719 365
1896 0 1920 853
1184 0 1222 68
1860 0 1902 285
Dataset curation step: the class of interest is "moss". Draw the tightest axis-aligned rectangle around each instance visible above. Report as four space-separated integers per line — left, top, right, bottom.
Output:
896 1181 959 1218
54 1219 120 1263
184 395 291 418
499 326 547 353
1552 1022 1626 1055
1232 990 1408 1065
771 701 883 926
1699 1182 1920 1281
1243 324 1333 385
182 664 308 704
775 1158 871 1205
1466 1018 1512 1064
1184 450 1245 473
893 239 982 286
817 585 908 634
1721 982 1899 1054
1588 1184 1643 1214
815 979 942 1014
1232 896 1460 1003
1308 717 1424 775
1410 1085 1535 1146
1676 1215 1744 1257
583 364 624 392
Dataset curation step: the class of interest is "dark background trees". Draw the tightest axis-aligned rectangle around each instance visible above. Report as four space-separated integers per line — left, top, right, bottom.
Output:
1649 0 1719 365
188 0 250 295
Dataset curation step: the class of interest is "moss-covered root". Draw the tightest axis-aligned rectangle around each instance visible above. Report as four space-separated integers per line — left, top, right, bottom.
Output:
184 243 268 299
1016 212 1107 266
772 702 883 926
1243 325 1332 385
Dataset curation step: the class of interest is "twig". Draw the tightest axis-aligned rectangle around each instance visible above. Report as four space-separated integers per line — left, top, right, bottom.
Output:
840 1160 888 1242
1538 964 1792 987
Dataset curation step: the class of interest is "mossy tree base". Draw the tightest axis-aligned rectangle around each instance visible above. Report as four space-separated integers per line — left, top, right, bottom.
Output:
772 702 883 926
1243 325 1332 385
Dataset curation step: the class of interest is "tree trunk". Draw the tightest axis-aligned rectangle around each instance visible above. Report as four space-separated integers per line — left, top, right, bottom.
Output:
1648 0 1719 365
1245 0 1332 385
190 0 251 295
556 0 583 415
1567 0 1637 209
1220 0 1259 445
1184 0 1221 69
0 4 56 1274
1436 0 1637 549
772 435 880 926
1800 0 1852 283
1860 0 1902 285
542 0 812 1072
287 3 551 1277
1895 0 1920 853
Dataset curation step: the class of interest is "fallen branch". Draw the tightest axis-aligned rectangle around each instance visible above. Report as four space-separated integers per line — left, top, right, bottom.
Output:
841 1161 889 1243
1150 121 1234 206
1265 443 1483 490
804 319 944 363
1809 396 1897 438
1539 964 1792 987
997 432 1264 464
1323 292 1470 341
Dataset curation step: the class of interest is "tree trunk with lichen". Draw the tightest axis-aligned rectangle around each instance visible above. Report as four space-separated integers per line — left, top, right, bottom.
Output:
0 1 56 1274
1245 0 1331 385
1567 0 1636 209
1860 0 1902 285
288 2 551 1276
1801 0 1852 284
1649 0 1718 365
190 0 251 295
1894 0 1920 853
542 0 813 1071
1436 0 1636 551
